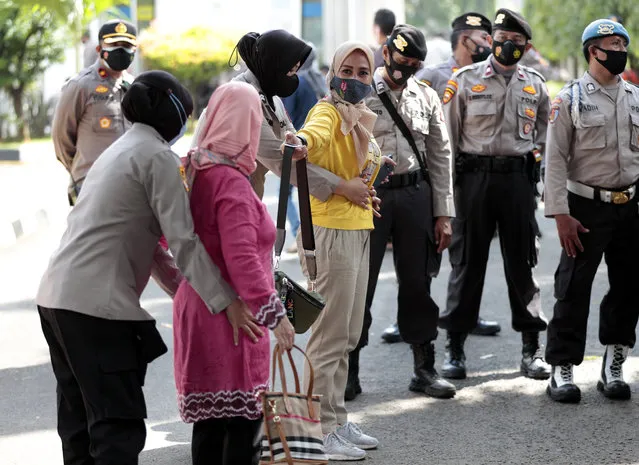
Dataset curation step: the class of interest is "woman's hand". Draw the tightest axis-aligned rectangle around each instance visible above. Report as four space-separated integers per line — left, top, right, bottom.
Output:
272 316 295 351
335 177 373 209
282 133 308 161
225 298 264 346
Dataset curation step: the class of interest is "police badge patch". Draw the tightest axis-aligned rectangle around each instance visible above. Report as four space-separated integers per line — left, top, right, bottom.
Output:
549 106 560 124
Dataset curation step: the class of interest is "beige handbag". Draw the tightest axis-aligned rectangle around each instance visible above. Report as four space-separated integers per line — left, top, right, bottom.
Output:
259 344 328 465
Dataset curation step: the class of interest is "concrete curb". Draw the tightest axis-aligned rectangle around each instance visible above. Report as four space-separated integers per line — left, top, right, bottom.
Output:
0 207 52 248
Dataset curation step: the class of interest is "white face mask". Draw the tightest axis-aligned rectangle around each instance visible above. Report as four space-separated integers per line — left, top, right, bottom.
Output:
168 93 187 146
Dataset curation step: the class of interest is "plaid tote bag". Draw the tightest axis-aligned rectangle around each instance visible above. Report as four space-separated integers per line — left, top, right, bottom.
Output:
259 344 328 465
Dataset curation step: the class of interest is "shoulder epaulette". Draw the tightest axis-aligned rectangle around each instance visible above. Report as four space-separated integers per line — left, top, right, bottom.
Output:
520 65 547 82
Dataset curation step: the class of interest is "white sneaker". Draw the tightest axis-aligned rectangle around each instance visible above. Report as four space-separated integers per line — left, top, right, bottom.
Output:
323 432 366 461
336 422 379 450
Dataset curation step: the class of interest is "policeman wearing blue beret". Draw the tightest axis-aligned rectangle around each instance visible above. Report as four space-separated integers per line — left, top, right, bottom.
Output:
544 19 639 403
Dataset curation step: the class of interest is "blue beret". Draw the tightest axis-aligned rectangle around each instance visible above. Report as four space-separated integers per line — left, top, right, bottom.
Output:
581 19 630 45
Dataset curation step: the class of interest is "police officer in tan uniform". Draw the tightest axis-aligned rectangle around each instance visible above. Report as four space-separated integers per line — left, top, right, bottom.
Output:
347 25 457 401
417 13 492 100
544 19 639 404
416 13 501 338
440 9 550 381
52 20 136 205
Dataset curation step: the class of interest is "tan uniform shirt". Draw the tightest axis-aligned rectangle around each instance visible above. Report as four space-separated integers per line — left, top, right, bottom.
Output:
37 123 236 320
443 59 550 158
52 61 134 187
544 72 639 216
365 69 455 217
416 56 460 100
231 70 340 201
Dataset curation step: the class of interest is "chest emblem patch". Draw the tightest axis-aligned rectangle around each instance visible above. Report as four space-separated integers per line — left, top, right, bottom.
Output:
523 122 533 135
523 85 537 95
525 108 536 119
95 85 109 94
99 117 111 129
471 84 486 93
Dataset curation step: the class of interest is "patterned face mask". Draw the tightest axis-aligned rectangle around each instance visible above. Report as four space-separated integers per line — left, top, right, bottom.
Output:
330 76 372 104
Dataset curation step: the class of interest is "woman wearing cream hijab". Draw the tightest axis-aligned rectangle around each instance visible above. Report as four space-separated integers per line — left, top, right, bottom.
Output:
288 41 390 461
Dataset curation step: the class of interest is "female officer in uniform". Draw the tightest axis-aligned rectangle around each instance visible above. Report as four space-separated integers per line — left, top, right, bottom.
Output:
36 71 257 465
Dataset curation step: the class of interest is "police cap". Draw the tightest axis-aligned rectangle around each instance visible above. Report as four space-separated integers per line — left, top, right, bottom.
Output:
452 12 492 35
581 19 630 45
387 24 427 61
99 20 137 46
493 9 532 41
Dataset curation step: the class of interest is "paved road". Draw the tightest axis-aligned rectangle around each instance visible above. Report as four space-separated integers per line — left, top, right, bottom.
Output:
1 165 638 465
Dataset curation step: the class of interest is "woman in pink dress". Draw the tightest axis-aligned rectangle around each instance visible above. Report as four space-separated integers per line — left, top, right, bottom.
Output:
173 81 295 465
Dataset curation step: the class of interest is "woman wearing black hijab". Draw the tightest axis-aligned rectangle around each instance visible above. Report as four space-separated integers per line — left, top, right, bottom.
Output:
36 70 258 465
192 30 380 214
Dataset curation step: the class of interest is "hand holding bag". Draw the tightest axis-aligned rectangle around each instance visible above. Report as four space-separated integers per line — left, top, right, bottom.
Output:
274 146 325 334
260 344 328 465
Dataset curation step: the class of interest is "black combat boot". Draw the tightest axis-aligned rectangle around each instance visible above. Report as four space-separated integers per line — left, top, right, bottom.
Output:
597 345 631 400
345 349 362 401
521 332 551 380
380 322 402 343
409 342 456 399
470 317 501 336
441 332 467 379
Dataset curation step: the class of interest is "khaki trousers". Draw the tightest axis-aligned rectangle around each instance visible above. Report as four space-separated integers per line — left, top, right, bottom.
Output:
298 226 370 434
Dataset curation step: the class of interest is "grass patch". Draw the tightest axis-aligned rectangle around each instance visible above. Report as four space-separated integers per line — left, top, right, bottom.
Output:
547 80 566 100
0 141 21 149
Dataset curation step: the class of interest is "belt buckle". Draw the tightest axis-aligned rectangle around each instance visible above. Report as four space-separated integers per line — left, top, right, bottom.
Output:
611 191 629 204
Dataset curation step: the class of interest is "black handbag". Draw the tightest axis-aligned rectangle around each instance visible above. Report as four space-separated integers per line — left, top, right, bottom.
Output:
273 145 325 334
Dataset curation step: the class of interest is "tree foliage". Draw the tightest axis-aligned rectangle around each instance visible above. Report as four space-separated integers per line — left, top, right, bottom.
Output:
406 0 496 34
138 26 238 114
0 5 65 140
524 0 639 65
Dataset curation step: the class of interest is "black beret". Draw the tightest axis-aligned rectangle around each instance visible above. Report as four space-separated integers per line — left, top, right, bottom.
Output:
387 24 427 61
452 12 492 34
493 8 532 40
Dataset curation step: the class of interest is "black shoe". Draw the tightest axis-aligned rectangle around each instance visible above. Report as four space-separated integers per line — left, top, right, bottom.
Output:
470 318 501 336
521 332 551 380
597 345 631 400
441 332 467 379
547 365 581 403
381 322 402 344
409 343 456 398
345 350 362 402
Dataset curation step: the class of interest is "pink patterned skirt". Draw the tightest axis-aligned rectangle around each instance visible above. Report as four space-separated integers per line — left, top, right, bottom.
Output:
173 282 270 422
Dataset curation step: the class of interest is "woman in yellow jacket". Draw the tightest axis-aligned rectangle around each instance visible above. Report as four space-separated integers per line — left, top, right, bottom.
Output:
288 41 387 461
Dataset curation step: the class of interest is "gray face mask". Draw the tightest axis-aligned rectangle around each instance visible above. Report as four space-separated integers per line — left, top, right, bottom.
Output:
330 76 372 104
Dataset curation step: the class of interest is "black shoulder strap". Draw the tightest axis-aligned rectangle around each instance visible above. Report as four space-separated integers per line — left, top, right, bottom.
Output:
378 91 429 180
274 146 317 282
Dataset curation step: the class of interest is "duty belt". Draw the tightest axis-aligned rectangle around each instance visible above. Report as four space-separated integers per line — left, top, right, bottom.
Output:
381 170 428 189
457 153 527 173
566 180 636 205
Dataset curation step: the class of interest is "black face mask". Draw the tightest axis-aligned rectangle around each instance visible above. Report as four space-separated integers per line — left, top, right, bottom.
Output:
101 47 135 71
385 54 419 86
466 38 491 63
275 74 299 98
492 40 526 67
594 47 628 76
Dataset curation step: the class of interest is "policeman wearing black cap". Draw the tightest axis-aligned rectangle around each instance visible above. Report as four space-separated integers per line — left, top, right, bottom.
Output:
52 19 137 205
346 24 457 401
417 12 492 100
439 9 551 381
415 12 501 339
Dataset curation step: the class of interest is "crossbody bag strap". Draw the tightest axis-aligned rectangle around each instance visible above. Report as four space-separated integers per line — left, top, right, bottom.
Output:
274 147 294 261
294 156 318 287
378 91 430 182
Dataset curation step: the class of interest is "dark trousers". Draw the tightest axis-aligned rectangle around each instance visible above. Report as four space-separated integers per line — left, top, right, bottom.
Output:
440 170 547 334
192 417 263 465
38 307 151 465
357 180 439 349
546 193 639 365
